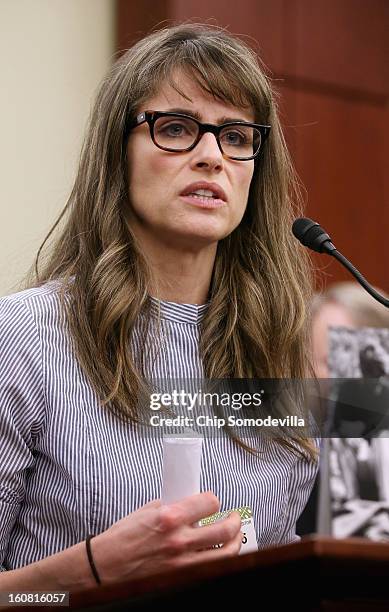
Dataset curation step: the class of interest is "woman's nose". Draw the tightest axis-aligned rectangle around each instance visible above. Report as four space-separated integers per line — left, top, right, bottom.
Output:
191 132 224 170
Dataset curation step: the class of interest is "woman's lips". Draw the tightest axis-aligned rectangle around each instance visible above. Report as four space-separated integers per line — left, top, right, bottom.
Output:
179 194 226 209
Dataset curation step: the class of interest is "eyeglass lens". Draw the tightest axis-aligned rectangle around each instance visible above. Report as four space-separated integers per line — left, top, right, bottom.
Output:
153 116 261 159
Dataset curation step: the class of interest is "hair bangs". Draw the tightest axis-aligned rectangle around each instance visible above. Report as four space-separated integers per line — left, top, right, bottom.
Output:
169 63 252 112
142 39 255 114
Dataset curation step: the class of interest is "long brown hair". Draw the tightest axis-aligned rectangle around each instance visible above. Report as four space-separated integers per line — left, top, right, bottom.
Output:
31 23 316 460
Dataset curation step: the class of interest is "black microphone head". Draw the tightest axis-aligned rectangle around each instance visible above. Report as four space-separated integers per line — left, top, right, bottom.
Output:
292 217 336 254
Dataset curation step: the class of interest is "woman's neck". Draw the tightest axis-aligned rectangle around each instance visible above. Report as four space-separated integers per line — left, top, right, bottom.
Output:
143 239 217 304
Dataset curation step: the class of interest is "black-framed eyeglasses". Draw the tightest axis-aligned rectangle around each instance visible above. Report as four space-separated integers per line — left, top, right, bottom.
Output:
126 111 271 161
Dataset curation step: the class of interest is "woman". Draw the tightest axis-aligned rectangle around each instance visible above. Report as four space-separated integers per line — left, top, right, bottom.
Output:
0 24 317 590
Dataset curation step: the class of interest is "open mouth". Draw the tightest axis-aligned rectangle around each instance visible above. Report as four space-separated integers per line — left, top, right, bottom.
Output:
187 189 219 200
180 192 225 208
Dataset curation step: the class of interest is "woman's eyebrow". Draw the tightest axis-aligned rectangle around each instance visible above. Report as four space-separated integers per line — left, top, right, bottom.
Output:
165 107 252 124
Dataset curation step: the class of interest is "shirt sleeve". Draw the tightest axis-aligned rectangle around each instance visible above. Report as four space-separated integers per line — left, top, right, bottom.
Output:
0 297 46 570
275 444 320 545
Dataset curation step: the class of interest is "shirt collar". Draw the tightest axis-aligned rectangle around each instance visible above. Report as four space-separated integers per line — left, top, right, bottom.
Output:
149 296 209 325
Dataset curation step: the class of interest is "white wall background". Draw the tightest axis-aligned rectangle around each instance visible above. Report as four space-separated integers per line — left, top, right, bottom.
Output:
0 0 115 296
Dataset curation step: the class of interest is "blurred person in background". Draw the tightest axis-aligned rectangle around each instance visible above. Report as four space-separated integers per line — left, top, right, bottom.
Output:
312 281 389 379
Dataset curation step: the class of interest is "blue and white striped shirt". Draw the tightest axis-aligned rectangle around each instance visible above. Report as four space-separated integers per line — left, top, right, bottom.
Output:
0 283 317 570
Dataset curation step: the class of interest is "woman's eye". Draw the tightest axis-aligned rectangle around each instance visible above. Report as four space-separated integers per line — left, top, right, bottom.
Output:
166 123 185 136
222 130 248 146
159 122 189 137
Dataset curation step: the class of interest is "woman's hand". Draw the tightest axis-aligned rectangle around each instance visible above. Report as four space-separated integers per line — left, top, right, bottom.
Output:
91 491 242 584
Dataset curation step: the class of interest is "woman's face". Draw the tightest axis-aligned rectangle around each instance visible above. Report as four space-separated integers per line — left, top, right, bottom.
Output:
126 70 255 252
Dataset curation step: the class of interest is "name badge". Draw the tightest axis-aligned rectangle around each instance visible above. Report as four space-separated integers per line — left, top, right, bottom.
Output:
199 505 258 555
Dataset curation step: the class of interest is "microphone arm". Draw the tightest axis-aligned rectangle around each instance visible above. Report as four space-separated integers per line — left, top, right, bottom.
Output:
331 249 389 308
292 217 389 309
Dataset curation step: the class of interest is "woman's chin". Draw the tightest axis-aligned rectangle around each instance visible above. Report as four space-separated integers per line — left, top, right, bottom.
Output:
169 226 229 248
169 217 235 245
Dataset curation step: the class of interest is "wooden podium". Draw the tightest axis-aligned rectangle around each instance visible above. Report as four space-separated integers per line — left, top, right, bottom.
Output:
66 537 389 611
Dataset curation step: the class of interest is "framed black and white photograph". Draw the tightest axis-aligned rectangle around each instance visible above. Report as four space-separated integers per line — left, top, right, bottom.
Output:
327 326 389 541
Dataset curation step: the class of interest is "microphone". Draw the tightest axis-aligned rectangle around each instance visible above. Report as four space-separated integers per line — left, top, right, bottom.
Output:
292 217 389 308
